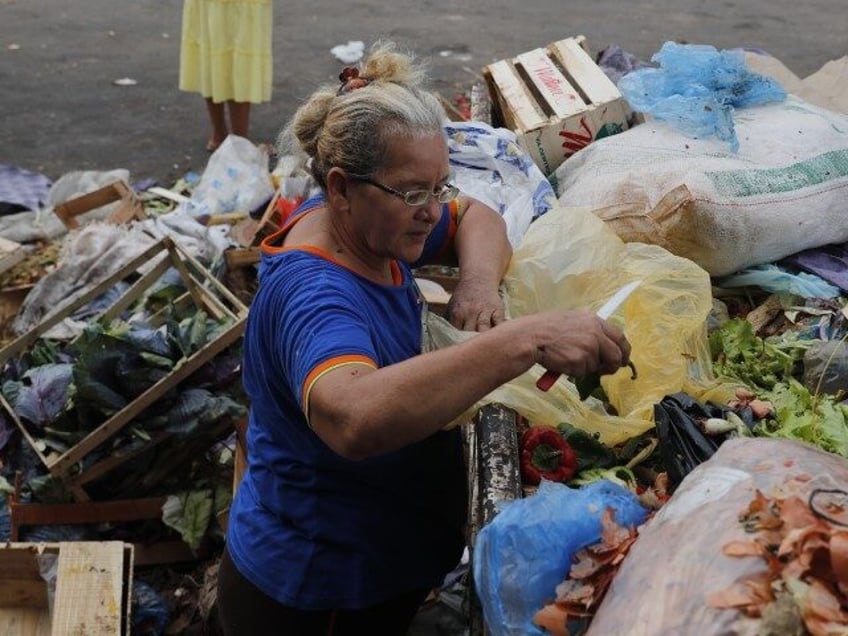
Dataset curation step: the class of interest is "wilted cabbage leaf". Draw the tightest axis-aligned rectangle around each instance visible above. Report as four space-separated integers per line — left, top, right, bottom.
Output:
120 322 174 358
115 355 170 399
170 311 207 357
73 348 130 414
166 388 246 435
7 364 73 430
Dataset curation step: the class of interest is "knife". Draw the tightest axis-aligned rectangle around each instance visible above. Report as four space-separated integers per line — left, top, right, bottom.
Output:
535 280 641 392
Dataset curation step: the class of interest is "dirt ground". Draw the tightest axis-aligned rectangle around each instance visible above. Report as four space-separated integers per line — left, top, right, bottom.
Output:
1 0 846 187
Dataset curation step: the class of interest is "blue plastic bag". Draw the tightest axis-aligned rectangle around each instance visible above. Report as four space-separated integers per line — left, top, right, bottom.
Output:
714 263 841 299
618 42 786 151
473 479 648 636
132 579 170 636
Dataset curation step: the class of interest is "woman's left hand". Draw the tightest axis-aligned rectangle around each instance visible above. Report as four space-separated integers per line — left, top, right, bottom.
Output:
446 277 505 332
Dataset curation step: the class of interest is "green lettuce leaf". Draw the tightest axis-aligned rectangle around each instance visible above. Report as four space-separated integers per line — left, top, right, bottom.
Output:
161 489 213 551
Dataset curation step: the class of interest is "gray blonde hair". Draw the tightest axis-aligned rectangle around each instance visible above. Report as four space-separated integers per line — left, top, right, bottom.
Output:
278 41 448 189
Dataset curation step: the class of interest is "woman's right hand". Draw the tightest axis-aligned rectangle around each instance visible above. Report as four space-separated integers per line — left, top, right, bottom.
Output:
527 310 631 378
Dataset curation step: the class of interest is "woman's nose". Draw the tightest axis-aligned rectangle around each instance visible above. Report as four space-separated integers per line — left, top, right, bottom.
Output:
415 197 441 222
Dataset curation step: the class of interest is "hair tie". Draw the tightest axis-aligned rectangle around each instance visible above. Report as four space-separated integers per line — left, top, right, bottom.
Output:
337 67 371 95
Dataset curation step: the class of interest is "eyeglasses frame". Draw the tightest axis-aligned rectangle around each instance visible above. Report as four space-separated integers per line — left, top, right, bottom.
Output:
346 172 459 207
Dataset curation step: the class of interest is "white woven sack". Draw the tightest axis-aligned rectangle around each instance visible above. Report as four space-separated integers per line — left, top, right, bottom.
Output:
553 96 848 276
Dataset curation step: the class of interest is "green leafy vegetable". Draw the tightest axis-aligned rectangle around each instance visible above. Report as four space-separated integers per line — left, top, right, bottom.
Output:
570 465 637 489
710 318 848 457
162 489 214 551
757 378 848 457
709 318 810 391
557 421 618 472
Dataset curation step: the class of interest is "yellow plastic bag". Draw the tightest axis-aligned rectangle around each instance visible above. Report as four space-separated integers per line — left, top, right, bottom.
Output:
432 202 733 445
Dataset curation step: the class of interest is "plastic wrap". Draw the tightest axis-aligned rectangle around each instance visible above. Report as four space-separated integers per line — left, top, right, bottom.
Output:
587 437 848 635
432 202 732 444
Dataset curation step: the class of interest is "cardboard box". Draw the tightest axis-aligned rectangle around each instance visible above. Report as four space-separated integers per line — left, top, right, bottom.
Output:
483 36 632 186
53 180 146 230
0 541 134 636
0 237 248 502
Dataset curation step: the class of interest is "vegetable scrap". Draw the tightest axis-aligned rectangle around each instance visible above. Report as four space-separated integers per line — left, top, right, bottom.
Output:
0 241 60 291
533 508 641 636
519 425 578 485
707 484 848 635
709 315 848 458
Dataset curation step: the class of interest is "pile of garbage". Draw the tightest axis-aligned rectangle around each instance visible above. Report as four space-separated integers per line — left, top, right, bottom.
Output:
0 38 847 635
0 136 317 633
467 42 848 636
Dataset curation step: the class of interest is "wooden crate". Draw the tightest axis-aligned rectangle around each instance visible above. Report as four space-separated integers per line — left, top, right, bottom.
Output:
53 180 146 230
0 541 133 636
483 35 631 186
0 237 248 502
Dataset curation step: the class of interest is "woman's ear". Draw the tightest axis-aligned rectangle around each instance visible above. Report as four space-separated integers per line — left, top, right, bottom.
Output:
325 167 351 212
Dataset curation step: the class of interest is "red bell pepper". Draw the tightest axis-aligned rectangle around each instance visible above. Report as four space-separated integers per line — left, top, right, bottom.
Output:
520 425 578 485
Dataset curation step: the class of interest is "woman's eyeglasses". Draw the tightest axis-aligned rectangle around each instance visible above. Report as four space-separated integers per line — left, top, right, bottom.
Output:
347 173 460 207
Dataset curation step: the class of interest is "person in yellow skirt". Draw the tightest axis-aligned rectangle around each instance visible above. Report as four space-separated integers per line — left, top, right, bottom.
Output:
179 0 273 151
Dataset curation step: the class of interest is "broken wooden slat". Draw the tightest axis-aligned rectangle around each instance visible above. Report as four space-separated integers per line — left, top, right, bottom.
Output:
51 542 129 636
0 542 133 636
53 180 146 230
9 497 168 541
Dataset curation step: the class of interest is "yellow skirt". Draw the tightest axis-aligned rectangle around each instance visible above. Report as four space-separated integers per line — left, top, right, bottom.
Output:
179 0 273 104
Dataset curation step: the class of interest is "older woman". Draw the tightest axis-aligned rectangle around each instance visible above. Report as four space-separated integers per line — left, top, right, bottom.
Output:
217 41 631 635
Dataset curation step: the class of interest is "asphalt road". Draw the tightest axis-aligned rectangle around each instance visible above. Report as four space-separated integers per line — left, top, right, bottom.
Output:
1 0 846 186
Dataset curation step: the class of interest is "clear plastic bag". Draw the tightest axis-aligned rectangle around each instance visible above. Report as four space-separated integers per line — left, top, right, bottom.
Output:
191 135 274 217
587 437 848 636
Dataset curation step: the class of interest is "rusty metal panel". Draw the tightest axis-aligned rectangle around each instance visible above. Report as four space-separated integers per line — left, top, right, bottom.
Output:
467 403 523 635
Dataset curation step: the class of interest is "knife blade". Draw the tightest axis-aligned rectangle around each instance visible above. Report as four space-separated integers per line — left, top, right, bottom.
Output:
535 280 641 392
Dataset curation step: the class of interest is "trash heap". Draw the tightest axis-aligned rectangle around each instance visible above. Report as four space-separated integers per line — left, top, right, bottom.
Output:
469 38 848 636
0 36 847 636
0 137 315 633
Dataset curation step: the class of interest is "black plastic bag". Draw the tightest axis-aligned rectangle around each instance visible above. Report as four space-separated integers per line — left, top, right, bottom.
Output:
654 392 754 491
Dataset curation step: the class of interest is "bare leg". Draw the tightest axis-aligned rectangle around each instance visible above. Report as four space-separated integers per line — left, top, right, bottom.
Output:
205 98 229 150
228 101 251 139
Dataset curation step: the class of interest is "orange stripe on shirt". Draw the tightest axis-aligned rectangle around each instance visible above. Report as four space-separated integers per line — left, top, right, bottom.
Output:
302 354 377 417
